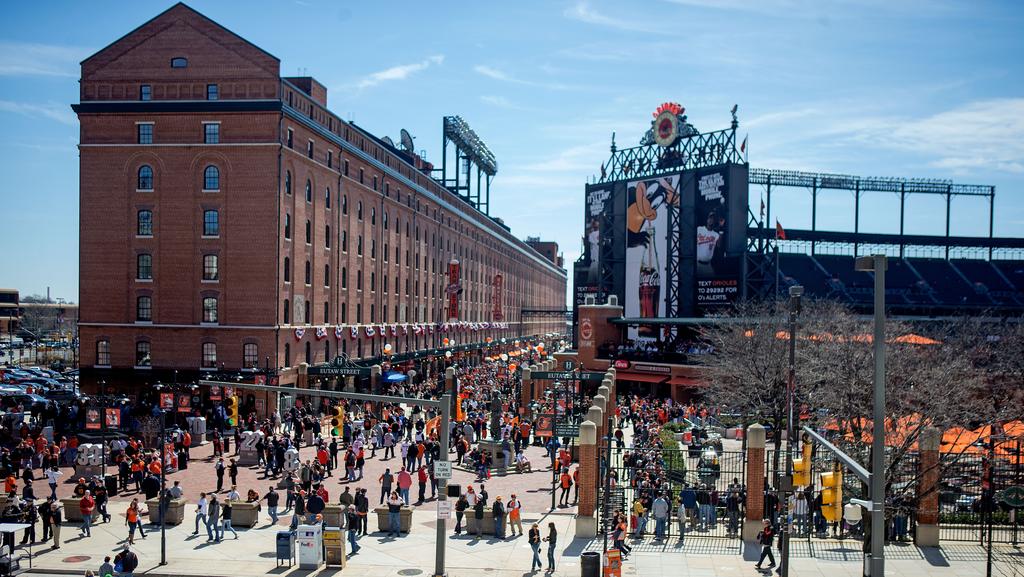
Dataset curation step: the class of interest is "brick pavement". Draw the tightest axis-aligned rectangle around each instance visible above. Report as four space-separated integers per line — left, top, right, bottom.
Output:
51 434 575 519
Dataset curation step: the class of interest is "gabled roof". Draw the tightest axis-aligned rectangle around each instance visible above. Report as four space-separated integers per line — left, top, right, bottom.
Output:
81 2 279 68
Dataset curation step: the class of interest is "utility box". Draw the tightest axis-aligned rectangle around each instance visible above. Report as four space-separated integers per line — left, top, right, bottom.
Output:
323 526 345 567
296 524 323 569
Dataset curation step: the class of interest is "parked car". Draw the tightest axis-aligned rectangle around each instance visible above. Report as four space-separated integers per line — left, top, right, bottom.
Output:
0 393 51 412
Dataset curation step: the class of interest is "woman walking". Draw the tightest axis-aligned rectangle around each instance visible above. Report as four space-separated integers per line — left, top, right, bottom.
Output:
125 499 146 545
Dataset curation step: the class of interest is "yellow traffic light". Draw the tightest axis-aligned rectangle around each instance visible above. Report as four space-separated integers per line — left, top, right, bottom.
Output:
820 467 843 522
330 405 344 435
793 440 812 488
225 395 239 428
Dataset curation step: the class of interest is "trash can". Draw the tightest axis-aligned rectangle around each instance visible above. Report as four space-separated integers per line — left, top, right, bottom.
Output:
276 530 296 567
581 551 601 577
105 474 118 497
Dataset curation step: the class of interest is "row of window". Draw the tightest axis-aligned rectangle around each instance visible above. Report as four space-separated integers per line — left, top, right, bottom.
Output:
135 254 218 281
135 209 221 237
136 122 219 145
96 339 253 369
136 165 219 191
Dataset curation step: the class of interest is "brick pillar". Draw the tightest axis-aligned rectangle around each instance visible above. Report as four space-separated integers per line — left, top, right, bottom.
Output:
370 364 381 394
592 395 606 444
575 419 599 538
743 424 767 541
916 427 941 546
587 405 604 450
520 367 532 409
529 364 539 405
297 363 309 390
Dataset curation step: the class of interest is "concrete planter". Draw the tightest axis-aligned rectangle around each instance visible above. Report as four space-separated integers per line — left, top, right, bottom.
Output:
466 508 499 535
373 506 413 533
60 498 99 523
322 503 344 527
145 497 187 525
231 501 260 528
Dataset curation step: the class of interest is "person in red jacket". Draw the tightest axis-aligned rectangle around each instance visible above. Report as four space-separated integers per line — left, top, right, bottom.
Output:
416 465 429 504
79 490 96 537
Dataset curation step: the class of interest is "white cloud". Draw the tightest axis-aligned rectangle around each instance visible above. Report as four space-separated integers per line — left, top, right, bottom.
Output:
563 1 662 33
473 65 585 91
0 42 87 78
832 98 1024 174
0 100 76 125
479 95 530 111
354 55 444 90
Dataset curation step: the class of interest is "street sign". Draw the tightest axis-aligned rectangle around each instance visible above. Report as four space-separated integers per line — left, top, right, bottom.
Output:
437 500 452 519
1001 485 1024 508
309 366 370 376
532 371 604 382
554 423 580 437
434 461 452 480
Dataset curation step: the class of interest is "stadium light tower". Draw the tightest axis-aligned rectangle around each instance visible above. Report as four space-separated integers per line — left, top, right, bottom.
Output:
854 255 887 577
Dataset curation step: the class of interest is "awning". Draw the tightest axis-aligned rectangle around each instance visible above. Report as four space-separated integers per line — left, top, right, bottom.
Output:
668 376 706 387
616 372 668 384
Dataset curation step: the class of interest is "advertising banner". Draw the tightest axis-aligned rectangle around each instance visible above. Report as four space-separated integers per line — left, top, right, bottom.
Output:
624 174 680 340
85 408 101 430
104 407 121 429
694 166 741 311
583 187 612 286
176 393 192 413
209 385 222 401
492 274 504 321
160 392 175 411
446 259 461 321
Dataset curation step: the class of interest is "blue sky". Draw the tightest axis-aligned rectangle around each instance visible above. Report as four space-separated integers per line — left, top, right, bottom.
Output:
1 0 1022 301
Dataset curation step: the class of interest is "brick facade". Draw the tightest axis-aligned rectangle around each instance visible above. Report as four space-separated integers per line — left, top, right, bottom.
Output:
76 4 566 389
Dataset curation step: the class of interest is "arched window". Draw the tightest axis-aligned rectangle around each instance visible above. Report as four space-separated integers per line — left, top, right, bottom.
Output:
204 166 220 190
285 171 292 195
137 210 153 236
137 254 153 280
202 297 218 323
283 256 291 282
136 296 152 322
202 342 217 368
96 340 111 366
324 264 330 287
357 201 363 220
305 179 312 203
341 267 347 288
283 299 290 324
305 260 311 285
342 195 348 215
170 57 188 68
305 341 311 364
243 343 258 368
136 341 151 367
137 165 154 190
325 187 331 209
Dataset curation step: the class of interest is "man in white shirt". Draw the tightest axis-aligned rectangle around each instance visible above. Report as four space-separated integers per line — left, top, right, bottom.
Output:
696 211 722 277
192 493 209 536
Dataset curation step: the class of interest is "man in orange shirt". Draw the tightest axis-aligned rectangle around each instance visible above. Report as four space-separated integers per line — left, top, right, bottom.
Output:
559 469 573 507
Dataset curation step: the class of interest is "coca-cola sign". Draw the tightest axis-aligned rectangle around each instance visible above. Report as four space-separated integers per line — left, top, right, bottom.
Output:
614 359 631 369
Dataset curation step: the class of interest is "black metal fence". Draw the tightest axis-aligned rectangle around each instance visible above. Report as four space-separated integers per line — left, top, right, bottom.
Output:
600 445 746 545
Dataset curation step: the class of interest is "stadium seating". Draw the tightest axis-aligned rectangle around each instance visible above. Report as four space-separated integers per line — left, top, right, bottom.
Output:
773 252 1024 310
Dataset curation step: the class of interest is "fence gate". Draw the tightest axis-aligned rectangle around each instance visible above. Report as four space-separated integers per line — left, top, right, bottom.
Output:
600 444 746 547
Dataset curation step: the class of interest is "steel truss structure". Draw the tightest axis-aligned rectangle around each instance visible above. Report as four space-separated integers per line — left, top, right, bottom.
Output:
751 168 998 259
596 127 743 185
441 116 497 215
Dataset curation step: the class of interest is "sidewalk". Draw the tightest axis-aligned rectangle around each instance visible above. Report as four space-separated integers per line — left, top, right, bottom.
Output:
17 501 1017 577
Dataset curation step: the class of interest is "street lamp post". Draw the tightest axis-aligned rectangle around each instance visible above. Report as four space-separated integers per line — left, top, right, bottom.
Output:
855 254 887 577
780 285 803 577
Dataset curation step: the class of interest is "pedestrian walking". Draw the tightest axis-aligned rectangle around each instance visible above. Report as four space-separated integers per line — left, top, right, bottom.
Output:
397 467 412 505
44 466 62 500
206 495 220 541
755 519 776 571
50 500 62 548
345 506 361 555
191 493 209 535
79 491 95 537
263 486 280 524
219 498 238 540
125 498 146 544
215 458 225 493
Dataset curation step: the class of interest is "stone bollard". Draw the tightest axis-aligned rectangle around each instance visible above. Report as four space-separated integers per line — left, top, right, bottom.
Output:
587 405 604 446
575 420 599 538
743 424 767 542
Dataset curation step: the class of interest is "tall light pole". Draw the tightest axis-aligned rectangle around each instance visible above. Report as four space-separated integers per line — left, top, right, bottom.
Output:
780 284 802 577
855 254 886 577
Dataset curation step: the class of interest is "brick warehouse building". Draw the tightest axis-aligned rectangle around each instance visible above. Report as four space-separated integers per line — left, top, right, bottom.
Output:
75 3 566 391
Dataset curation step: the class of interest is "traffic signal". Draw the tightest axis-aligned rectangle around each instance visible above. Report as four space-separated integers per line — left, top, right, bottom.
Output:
330 405 344 436
820 466 843 522
225 395 239 428
793 435 812 488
